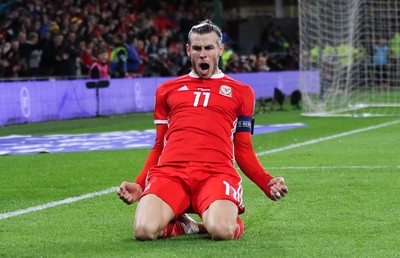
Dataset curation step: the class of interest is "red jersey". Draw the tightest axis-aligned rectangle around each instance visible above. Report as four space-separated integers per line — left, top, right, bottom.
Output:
154 71 255 167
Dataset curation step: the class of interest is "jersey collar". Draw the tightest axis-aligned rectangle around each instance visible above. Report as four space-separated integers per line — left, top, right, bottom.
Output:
189 70 225 79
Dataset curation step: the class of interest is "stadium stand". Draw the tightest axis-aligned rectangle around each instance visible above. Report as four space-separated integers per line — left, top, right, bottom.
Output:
0 0 300 80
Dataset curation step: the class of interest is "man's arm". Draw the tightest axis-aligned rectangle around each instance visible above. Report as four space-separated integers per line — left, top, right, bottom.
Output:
134 124 167 188
118 124 168 204
234 132 288 201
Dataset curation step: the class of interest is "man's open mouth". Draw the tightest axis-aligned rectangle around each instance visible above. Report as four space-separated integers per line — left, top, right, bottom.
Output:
200 63 210 70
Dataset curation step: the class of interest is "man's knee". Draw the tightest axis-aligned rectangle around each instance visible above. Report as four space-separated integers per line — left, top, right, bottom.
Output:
134 223 160 241
133 194 175 240
205 219 237 240
202 200 239 240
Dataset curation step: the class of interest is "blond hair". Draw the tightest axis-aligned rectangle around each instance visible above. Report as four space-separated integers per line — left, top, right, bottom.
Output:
188 19 223 45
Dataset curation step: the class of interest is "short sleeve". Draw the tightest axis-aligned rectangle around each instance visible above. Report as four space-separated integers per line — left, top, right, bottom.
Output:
238 85 255 117
154 85 169 124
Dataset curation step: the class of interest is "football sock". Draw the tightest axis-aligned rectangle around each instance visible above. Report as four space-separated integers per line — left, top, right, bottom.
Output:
163 217 243 239
233 217 244 239
162 222 185 238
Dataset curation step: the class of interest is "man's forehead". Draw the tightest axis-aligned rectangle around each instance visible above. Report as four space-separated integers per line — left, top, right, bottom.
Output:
189 32 220 46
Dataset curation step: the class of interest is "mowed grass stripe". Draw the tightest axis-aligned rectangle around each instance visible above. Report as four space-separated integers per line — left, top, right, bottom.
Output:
1 119 399 221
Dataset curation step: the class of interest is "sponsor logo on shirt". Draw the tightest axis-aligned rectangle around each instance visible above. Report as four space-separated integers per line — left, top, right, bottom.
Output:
219 85 232 97
197 88 210 91
178 85 189 91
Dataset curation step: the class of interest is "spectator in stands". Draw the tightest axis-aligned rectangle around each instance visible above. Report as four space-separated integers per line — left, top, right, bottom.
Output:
2 39 21 78
267 54 285 71
39 32 63 76
177 10 196 42
373 36 390 88
89 47 109 79
79 38 95 76
146 34 159 61
321 43 336 62
135 39 149 75
281 52 299 71
336 42 358 69
26 32 42 77
0 39 20 77
177 58 192 76
167 41 186 75
38 14 51 39
262 25 289 54
17 31 30 76
134 12 157 41
19 16 32 35
157 34 169 56
242 54 257 72
148 48 173 77
0 16 13 42
0 0 18 19
126 36 142 76
260 22 275 52
109 34 128 78
63 31 82 77
224 52 242 73
152 9 176 36
221 33 234 70
255 52 270 72
29 19 42 39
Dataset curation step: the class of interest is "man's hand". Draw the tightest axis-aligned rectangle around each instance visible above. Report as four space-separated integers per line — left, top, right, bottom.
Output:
117 181 143 204
266 177 288 201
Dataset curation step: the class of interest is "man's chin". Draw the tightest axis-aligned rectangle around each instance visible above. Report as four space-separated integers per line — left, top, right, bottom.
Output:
196 68 213 79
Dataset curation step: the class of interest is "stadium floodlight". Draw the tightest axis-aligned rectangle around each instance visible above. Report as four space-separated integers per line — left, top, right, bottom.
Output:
299 0 400 117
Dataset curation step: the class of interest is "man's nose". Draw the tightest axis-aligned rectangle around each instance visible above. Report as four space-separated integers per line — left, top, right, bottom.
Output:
199 49 207 58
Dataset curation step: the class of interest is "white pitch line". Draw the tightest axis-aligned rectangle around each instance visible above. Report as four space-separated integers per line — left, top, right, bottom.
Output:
1 119 399 221
256 120 400 156
264 165 400 170
0 187 118 220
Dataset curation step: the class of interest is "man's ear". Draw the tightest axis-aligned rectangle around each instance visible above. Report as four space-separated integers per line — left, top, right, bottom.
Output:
186 43 191 57
218 43 225 57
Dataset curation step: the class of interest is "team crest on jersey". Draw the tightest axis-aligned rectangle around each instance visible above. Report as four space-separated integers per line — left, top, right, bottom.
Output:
219 85 232 97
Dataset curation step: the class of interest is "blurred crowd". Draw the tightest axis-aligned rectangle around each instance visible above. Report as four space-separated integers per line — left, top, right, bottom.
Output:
0 0 299 80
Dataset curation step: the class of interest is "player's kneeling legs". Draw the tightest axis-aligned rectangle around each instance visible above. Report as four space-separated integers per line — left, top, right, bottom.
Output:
202 200 240 240
134 194 176 240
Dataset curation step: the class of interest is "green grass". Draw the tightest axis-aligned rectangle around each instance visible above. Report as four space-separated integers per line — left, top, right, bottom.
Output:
303 87 400 117
1 108 400 257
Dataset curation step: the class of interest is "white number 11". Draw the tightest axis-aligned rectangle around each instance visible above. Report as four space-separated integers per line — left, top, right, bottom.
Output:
193 92 210 107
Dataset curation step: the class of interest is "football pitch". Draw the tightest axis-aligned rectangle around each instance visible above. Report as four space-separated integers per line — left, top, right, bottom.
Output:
1 108 399 257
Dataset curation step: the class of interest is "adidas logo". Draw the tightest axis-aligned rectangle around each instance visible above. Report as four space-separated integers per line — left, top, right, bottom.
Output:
178 85 189 91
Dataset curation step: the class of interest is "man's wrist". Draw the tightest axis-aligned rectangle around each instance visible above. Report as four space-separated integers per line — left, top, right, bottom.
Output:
260 175 274 196
133 181 144 191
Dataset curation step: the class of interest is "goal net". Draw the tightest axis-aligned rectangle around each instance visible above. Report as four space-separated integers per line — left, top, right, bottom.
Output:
298 0 400 117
